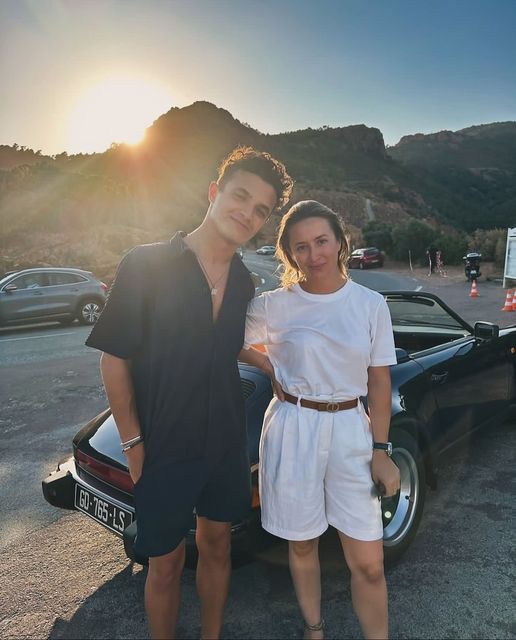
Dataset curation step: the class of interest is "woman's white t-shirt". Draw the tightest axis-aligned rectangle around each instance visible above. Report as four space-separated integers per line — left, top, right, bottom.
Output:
244 280 397 401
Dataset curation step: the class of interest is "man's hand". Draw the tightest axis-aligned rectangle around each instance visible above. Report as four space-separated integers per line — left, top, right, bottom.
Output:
125 443 145 484
371 450 400 497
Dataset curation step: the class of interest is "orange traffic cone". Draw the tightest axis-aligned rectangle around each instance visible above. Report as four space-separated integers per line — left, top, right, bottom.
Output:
469 279 479 298
502 290 514 311
512 290 516 311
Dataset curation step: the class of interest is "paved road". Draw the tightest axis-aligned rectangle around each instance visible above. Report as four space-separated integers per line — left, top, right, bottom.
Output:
1 258 514 638
243 251 421 294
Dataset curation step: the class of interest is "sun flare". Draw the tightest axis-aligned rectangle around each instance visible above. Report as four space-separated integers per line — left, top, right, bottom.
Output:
66 76 173 153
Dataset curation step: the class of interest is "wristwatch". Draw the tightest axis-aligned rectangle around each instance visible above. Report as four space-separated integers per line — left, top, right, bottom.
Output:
373 442 393 456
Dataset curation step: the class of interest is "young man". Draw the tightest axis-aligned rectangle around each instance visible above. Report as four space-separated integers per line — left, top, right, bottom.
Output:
86 146 293 639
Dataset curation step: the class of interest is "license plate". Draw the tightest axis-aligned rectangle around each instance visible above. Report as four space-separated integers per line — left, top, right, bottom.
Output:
75 484 133 535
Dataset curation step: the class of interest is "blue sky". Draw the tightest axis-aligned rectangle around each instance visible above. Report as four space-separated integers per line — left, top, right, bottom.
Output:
1 0 515 154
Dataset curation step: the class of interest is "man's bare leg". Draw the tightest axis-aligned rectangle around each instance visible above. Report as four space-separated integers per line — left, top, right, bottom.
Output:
195 517 232 639
145 540 186 639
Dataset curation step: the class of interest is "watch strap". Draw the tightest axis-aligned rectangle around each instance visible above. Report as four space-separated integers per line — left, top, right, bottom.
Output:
373 442 392 456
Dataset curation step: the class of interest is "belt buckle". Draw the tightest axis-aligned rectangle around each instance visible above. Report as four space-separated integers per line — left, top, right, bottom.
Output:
326 401 340 413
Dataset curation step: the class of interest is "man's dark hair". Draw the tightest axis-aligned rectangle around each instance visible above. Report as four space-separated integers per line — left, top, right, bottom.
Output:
217 146 293 211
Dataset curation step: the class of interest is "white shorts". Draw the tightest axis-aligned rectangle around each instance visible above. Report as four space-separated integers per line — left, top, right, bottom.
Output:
258 397 383 542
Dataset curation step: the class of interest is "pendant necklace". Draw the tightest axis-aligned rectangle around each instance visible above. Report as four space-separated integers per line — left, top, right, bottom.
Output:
195 255 228 296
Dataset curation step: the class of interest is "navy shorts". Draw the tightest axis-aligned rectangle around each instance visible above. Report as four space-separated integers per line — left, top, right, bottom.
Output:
133 446 251 558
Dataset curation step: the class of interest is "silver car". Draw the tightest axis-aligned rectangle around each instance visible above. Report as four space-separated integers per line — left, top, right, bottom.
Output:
0 267 107 327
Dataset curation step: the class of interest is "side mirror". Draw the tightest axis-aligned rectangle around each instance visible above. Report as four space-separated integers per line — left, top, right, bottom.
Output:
474 321 499 341
3 283 18 293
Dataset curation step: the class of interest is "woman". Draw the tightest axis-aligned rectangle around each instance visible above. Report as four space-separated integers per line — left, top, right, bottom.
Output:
239 201 400 639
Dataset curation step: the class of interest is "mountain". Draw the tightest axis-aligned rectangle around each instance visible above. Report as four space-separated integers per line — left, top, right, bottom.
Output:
388 122 516 229
1 103 514 276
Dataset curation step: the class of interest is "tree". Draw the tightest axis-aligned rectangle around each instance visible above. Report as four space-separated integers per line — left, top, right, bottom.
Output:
391 220 438 263
434 231 469 265
362 221 393 254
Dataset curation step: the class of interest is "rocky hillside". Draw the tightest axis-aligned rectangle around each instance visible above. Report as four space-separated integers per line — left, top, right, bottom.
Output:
389 122 516 229
1 103 514 277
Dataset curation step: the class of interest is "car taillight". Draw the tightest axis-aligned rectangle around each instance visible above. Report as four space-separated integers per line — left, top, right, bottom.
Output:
100 282 109 293
75 448 134 493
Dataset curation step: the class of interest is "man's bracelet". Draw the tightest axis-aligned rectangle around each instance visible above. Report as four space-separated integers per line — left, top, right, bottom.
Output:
121 435 143 452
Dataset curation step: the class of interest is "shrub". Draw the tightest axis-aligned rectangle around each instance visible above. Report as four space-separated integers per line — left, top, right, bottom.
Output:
390 220 439 264
434 231 469 265
494 236 507 268
362 221 393 254
469 228 507 261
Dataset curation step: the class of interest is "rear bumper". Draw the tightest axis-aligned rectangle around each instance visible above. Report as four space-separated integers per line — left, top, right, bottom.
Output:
42 459 76 510
42 457 261 566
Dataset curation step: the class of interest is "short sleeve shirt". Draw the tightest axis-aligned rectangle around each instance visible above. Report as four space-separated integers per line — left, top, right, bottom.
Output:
86 232 255 466
244 280 397 401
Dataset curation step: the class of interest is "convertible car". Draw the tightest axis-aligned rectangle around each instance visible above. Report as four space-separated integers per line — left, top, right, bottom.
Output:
42 291 516 564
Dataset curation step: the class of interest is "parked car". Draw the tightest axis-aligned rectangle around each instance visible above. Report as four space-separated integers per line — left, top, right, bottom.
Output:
349 247 384 269
0 267 107 327
256 245 276 255
43 291 516 565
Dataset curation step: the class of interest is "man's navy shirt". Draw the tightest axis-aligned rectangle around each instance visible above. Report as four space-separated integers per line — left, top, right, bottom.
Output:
86 232 255 467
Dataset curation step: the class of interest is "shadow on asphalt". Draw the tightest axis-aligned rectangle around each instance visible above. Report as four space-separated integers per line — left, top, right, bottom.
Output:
48 562 147 639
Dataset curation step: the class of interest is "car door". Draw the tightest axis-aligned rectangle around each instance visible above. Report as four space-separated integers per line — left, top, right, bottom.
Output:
0 272 52 322
386 293 510 450
427 335 510 446
46 271 88 314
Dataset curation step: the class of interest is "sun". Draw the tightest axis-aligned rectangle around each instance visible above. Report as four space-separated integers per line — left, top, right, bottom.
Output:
66 76 173 153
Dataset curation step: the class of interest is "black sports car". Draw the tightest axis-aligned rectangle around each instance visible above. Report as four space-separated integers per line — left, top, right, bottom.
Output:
43 291 516 564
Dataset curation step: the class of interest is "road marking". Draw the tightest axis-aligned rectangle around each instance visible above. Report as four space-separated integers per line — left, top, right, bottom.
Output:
0 332 76 343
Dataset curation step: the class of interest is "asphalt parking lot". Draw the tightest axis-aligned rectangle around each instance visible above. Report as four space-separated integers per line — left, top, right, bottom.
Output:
1 418 514 639
0 261 515 639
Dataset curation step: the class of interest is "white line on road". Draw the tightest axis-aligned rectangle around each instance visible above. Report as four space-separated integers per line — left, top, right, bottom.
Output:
0 332 76 343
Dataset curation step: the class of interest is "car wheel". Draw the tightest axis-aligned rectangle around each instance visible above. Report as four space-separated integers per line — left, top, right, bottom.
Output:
78 299 103 325
382 430 426 564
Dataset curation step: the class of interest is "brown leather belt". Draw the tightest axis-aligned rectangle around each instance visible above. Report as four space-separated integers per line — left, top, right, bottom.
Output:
283 392 358 413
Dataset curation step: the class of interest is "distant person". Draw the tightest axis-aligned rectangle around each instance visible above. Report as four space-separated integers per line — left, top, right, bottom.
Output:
426 245 437 275
436 249 447 277
240 201 400 639
86 147 293 639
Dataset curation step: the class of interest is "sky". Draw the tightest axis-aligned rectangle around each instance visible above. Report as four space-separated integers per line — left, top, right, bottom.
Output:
1 0 515 155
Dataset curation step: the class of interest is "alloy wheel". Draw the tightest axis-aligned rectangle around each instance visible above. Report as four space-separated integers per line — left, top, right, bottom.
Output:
81 302 102 324
382 445 420 547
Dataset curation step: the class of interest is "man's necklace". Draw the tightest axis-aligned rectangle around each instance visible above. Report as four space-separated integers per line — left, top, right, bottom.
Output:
195 255 229 296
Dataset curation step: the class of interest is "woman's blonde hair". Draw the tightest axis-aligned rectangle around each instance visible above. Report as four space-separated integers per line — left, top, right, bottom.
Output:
276 200 350 287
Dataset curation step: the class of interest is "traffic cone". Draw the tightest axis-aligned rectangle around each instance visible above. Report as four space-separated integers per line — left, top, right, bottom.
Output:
501 290 514 311
512 290 516 311
469 279 479 298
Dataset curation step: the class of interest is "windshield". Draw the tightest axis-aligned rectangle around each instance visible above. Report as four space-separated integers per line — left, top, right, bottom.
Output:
385 296 468 331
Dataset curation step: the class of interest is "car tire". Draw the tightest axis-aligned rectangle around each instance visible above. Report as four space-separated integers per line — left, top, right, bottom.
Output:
382 429 426 565
77 299 104 325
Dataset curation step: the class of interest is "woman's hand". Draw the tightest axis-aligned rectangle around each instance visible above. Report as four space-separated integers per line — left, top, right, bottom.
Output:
259 355 285 401
371 450 400 497
125 442 145 485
